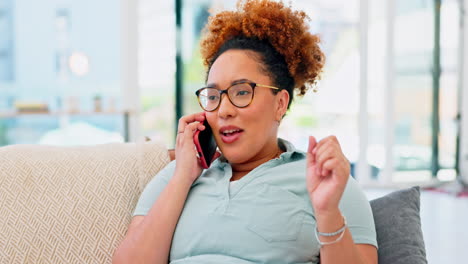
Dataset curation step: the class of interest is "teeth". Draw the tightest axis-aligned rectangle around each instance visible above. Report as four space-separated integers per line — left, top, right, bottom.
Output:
223 129 240 134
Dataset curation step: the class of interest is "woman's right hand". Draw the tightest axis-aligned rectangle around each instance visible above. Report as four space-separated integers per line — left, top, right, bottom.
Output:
174 112 207 184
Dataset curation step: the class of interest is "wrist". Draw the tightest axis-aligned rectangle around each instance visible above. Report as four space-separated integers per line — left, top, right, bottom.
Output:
314 212 347 248
172 170 196 189
314 207 341 218
314 208 344 233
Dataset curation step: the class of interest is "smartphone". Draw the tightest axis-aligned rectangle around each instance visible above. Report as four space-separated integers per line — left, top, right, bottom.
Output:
193 120 217 169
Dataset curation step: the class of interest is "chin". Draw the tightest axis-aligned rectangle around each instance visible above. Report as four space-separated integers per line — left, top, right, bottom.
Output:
219 146 247 164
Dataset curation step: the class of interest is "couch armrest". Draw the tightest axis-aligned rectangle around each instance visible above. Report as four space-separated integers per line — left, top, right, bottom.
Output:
0 142 170 263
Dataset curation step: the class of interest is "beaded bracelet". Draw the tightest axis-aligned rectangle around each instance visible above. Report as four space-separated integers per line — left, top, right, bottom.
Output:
314 215 347 247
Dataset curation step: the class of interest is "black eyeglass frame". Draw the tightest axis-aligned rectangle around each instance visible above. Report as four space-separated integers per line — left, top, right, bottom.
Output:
195 81 280 112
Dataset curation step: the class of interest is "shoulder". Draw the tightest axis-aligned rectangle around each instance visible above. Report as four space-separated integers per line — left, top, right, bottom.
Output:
272 152 307 177
340 177 378 247
339 177 375 226
342 176 368 202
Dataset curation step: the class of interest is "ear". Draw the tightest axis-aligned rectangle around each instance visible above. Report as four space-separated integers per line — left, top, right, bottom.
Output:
275 89 290 121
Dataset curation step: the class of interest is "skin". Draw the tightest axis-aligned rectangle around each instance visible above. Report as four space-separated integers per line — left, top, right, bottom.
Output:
113 49 377 264
204 49 289 181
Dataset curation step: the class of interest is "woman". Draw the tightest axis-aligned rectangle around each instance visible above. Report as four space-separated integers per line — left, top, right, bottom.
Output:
113 1 378 263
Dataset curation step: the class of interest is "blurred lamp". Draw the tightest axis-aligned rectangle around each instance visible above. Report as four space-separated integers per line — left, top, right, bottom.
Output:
68 52 90 76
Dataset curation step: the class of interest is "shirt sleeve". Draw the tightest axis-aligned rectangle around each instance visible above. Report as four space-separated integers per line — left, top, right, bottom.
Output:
338 176 378 248
133 160 177 216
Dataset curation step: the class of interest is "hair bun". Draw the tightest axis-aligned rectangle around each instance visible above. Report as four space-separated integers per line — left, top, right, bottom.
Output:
201 0 325 96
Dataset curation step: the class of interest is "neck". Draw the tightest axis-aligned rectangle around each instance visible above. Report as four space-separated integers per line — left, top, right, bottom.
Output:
230 143 283 181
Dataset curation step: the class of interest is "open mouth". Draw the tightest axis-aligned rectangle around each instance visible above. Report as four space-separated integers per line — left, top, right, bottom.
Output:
221 129 243 137
219 127 244 143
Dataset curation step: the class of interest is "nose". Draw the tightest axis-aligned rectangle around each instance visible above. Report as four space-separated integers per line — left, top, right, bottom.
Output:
217 93 236 119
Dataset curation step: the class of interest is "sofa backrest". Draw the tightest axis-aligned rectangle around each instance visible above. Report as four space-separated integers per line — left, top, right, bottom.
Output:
0 142 170 264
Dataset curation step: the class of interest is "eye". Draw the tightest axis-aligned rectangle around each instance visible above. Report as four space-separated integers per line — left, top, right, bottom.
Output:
207 95 219 101
236 90 251 96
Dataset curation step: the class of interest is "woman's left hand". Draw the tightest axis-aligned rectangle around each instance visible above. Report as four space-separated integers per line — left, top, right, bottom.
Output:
306 135 350 214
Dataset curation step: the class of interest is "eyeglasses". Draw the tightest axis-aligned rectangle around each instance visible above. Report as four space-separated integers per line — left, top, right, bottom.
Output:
195 81 280 112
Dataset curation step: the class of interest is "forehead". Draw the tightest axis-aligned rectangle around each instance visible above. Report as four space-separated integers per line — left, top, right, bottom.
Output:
207 49 269 85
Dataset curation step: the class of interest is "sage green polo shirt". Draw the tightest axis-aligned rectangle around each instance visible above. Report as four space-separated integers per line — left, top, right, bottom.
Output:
134 139 378 263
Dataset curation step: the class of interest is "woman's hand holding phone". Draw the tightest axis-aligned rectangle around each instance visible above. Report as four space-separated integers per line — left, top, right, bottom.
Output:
174 112 220 185
174 113 206 184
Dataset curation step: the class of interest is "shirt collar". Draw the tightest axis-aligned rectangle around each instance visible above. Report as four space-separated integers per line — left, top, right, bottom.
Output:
277 138 306 161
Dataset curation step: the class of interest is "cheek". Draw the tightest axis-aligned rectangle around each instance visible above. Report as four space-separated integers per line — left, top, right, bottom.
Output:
205 113 217 130
242 106 276 133
248 98 277 121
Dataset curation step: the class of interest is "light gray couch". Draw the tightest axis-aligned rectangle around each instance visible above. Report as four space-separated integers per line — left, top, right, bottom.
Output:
0 142 427 263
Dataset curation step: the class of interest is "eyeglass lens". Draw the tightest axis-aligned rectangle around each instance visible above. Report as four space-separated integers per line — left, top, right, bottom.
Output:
198 83 253 111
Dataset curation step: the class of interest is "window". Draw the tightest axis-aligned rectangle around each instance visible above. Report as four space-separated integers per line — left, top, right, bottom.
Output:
138 0 176 146
0 0 125 146
173 0 460 184
0 0 14 82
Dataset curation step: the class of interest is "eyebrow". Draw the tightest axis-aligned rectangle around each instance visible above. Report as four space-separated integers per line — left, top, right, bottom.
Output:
206 78 252 89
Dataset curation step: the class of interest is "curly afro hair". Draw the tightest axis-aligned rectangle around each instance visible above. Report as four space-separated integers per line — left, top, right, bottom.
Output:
200 0 325 106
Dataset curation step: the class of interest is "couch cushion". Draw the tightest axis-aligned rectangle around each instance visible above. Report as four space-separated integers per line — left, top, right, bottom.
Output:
370 186 428 264
0 142 169 264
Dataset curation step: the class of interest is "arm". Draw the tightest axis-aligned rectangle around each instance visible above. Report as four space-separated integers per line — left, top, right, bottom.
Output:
315 209 377 264
306 136 377 264
113 173 193 264
113 113 208 264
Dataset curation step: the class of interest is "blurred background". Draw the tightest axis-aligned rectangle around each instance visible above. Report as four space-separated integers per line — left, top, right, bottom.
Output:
1 0 468 262
1 0 466 187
